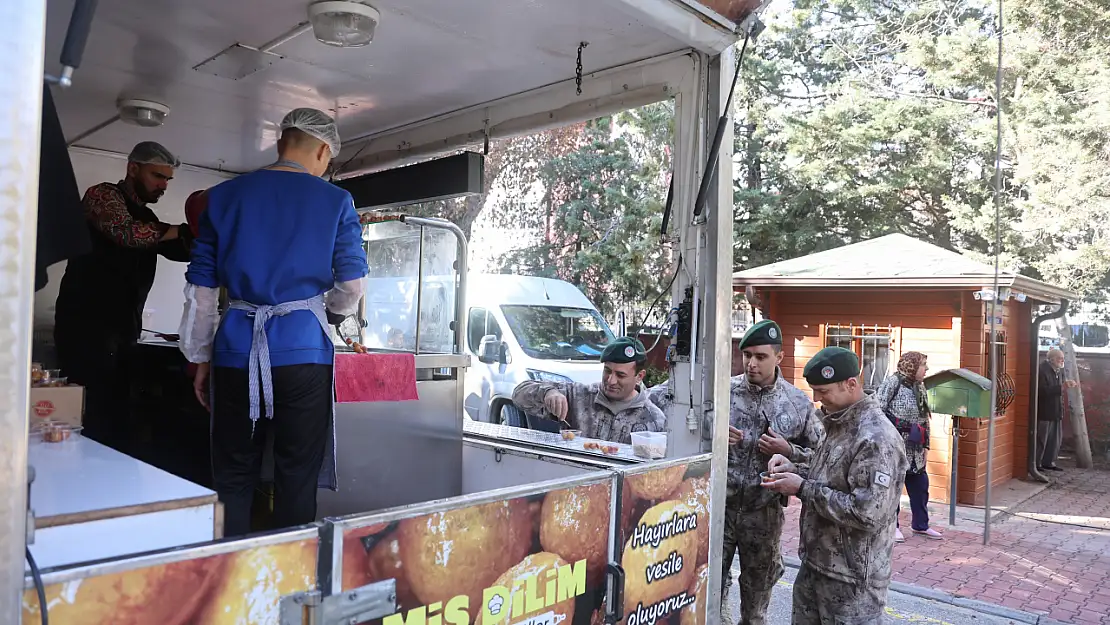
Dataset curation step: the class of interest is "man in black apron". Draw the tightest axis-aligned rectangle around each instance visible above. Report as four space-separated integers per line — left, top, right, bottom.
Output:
178 108 368 536
54 141 192 453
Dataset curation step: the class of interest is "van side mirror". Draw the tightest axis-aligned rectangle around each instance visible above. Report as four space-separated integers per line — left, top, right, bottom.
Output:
478 335 506 365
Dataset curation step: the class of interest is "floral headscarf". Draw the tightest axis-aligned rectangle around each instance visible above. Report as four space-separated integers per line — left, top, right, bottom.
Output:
897 351 927 381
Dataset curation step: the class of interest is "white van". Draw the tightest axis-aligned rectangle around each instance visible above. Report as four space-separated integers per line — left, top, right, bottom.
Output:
462 274 616 424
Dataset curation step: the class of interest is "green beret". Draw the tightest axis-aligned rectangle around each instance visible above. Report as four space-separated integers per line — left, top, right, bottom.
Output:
803 347 860 386
739 319 783 350
601 337 647 364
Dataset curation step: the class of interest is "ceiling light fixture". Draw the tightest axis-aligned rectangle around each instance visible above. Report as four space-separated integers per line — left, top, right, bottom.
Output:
308 1 380 48
117 99 171 127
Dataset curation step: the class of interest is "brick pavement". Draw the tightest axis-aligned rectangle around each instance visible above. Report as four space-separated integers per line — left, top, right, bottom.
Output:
779 458 1110 624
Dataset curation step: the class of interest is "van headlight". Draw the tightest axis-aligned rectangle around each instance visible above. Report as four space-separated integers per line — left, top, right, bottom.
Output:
527 369 573 384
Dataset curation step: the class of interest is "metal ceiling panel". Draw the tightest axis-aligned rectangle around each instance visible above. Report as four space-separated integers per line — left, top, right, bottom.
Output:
44 0 700 172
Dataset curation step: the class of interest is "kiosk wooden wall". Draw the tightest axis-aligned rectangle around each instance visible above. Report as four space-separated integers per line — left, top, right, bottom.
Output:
761 288 1033 506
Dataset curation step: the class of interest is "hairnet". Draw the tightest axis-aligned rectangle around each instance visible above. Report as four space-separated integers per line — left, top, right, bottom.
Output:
127 141 180 167
280 108 341 158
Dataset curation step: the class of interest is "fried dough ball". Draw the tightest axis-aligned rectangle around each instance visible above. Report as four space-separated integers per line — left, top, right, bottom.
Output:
511 498 541 552
22 556 220 625
668 475 710 566
622 494 650 546
539 483 612 586
398 500 532 611
622 500 698 615
626 465 687 502
342 523 391 590
199 540 317 623
479 553 576 625
680 564 711 625
367 533 420 609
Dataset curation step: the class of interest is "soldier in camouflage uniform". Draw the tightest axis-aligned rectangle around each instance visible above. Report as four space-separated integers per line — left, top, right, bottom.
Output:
511 337 666 444
720 320 824 625
646 382 672 414
764 347 909 625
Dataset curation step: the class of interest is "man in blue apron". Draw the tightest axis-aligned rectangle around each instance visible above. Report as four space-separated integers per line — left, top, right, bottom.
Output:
178 108 369 536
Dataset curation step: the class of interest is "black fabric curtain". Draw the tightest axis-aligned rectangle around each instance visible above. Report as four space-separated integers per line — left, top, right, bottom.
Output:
35 83 90 292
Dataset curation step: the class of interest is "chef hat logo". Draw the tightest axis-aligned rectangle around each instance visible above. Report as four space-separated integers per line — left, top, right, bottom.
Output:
487 594 505 616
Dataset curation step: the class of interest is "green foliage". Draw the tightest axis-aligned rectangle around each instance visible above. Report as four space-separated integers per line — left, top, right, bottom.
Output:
734 0 1110 301
643 364 669 389
494 104 676 320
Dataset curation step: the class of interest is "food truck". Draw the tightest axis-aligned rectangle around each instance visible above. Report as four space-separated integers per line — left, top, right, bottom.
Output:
0 0 763 622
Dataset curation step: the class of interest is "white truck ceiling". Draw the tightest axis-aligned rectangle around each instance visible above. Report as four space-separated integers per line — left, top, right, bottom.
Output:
45 0 750 173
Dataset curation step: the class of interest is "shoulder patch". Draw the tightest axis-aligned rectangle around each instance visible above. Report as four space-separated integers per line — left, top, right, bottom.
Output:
874 471 892 487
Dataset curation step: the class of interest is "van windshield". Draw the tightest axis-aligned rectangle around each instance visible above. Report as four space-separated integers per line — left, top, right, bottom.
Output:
500 305 616 361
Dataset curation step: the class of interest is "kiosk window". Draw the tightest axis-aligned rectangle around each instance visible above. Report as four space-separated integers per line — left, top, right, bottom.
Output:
825 323 893 392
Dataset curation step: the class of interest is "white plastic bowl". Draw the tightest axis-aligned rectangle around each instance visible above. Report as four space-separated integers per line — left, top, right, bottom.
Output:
631 431 667 459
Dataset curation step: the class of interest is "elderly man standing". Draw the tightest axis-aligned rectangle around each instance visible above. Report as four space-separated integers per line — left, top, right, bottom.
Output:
180 108 369 536
720 320 824 625
764 347 908 625
55 141 192 453
1037 348 1076 472
511 337 666 443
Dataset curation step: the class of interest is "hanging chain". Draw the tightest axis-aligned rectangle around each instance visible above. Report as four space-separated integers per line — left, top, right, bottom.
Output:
576 41 589 95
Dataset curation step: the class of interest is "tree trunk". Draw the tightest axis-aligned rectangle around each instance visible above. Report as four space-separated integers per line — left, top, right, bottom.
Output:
1054 315 1093 468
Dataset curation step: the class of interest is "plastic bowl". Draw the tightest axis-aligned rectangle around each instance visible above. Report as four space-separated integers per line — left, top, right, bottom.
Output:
33 423 83 445
631 431 668 459
560 429 582 441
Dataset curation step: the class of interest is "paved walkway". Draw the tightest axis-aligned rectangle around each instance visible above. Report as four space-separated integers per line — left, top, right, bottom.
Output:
779 456 1110 624
729 563 1028 624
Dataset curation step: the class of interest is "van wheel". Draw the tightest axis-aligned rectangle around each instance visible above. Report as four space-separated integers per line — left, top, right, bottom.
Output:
499 403 527 428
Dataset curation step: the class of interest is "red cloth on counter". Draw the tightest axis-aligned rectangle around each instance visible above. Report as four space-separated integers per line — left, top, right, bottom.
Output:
335 352 419 403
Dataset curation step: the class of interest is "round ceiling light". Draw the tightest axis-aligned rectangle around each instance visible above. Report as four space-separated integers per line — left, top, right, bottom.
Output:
308 1 380 48
117 99 171 127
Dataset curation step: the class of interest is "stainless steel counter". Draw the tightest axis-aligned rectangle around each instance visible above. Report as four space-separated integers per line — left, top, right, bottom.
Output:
463 419 645 463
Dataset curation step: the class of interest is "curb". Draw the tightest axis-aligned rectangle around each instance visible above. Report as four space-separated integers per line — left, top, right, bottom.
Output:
782 556 1056 624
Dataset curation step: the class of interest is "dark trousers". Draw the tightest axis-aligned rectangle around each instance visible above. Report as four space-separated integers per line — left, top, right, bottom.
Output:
212 364 332 537
55 324 134 454
896 470 930 532
1036 420 1063 468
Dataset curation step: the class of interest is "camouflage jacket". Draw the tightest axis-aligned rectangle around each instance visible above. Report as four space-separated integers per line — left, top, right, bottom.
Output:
511 381 667 444
725 372 824 509
797 395 909 587
646 383 671 414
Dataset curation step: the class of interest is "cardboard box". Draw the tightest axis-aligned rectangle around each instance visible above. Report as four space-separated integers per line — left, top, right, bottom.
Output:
29 385 85 427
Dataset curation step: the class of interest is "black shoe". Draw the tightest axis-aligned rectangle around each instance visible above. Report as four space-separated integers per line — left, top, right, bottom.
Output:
1043 465 1064 472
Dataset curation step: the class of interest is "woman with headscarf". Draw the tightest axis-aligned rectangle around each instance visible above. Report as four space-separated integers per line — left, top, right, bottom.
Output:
876 351 943 542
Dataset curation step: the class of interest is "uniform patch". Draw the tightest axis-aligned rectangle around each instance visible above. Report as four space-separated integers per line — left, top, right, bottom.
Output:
821 366 835 379
768 327 778 339
874 471 891 487
624 346 636 358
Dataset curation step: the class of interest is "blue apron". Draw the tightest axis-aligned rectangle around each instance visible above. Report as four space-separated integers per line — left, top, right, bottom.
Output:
211 159 340 491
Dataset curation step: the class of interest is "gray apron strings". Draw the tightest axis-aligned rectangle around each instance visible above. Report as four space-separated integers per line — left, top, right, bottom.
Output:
228 295 330 426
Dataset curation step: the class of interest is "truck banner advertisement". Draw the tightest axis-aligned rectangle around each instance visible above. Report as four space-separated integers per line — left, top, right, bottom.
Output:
21 531 318 624
340 477 617 625
619 458 711 625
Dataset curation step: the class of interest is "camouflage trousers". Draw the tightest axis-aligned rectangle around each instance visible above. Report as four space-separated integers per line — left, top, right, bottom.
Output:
721 500 785 625
791 564 887 625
